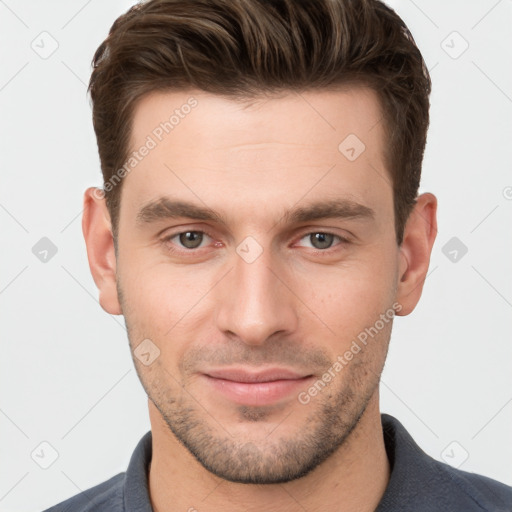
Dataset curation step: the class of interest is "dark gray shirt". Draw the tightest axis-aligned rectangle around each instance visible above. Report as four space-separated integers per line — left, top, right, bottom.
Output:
44 414 512 511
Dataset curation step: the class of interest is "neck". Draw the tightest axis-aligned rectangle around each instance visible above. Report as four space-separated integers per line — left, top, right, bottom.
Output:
147 393 390 512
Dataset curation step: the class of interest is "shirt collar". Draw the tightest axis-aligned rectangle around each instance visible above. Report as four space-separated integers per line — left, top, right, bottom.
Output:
375 413 439 511
124 430 153 512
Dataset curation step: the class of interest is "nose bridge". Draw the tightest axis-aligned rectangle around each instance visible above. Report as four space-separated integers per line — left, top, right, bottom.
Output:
215 240 297 345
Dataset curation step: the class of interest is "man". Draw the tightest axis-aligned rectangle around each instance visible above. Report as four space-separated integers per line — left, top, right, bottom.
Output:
46 0 512 510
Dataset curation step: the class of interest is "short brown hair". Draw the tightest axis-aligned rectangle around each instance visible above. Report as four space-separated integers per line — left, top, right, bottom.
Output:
89 0 431 245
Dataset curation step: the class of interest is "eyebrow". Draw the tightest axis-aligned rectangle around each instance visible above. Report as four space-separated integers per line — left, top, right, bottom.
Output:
136 197 375 227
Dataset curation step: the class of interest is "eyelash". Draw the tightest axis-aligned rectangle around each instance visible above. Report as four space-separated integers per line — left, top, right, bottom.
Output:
161 229 350 255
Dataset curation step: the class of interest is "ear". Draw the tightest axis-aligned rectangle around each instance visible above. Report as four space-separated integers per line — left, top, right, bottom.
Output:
82 187 122 315
395 192 437 316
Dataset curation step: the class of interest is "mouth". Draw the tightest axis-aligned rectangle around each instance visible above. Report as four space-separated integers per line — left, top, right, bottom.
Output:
201 367 314 406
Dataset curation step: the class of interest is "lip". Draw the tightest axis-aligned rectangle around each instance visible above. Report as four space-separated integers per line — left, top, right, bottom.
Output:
202 367 314 406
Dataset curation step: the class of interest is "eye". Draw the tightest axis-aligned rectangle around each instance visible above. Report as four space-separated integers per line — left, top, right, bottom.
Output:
297 232 347 250
164 230 212 250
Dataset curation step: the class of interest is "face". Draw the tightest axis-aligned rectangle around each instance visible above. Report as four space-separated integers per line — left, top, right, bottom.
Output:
113 87 402 483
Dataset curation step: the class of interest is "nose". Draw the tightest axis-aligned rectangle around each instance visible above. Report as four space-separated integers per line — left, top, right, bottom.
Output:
214 242 299 346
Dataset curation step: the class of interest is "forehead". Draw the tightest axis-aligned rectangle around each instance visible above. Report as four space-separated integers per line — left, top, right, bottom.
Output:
129 86 384 154
120 87 391 227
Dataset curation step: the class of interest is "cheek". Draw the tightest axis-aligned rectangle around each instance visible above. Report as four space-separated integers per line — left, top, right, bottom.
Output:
120 246 201 308
296 254 397 340
118 257 216 351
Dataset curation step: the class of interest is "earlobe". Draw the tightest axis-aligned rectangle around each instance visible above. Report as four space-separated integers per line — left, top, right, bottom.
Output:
82 187 122 315
395 193 438 316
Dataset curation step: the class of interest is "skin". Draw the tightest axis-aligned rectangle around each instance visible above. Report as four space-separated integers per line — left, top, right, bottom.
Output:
82 87 437 512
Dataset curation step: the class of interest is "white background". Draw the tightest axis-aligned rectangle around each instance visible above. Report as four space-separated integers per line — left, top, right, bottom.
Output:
1 1 511 510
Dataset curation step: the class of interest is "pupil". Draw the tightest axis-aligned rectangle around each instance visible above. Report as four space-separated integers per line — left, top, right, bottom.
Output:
311 233 333 249
180 231 202 249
